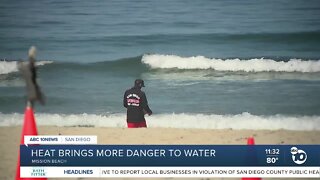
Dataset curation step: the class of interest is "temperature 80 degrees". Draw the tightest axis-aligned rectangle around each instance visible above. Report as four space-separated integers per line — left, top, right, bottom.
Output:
266 157 279 164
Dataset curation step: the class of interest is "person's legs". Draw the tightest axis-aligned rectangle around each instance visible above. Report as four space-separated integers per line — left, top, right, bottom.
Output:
127 122 135 128
127 121 147 128
137 121 147 128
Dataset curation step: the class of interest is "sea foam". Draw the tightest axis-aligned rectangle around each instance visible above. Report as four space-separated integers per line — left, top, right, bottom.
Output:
1 112 319 131
142 54 320 73
0 60 53 75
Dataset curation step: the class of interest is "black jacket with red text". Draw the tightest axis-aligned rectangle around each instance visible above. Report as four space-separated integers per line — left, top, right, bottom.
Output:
123 87 152 123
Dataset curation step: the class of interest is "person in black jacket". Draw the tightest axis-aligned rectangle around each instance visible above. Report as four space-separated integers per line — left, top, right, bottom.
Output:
123 79 152 128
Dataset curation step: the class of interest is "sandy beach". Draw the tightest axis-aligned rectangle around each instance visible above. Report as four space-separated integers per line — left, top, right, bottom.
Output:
0 126 319 180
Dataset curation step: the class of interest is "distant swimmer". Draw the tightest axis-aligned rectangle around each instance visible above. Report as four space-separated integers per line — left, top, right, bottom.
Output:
123 79 152 128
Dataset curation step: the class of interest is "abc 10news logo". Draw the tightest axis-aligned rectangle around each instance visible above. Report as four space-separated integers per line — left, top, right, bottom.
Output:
290 147 307 165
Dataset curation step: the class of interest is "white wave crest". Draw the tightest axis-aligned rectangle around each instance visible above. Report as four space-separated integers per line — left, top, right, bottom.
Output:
142 54 320 72
0 61 18 75
1 112 319 131
0 60 53 75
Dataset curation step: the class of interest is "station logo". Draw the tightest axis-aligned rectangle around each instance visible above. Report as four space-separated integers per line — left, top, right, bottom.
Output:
290 147 307 165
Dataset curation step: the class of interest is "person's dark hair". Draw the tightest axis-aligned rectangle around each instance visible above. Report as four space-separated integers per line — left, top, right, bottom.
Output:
134 79 145 88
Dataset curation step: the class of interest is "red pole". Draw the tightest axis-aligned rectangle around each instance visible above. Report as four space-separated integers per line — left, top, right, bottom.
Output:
16 105 47 180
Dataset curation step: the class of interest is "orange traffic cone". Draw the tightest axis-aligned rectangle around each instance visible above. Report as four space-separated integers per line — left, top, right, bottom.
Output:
16 106 47 180
241 137 261 180
247 137 255 145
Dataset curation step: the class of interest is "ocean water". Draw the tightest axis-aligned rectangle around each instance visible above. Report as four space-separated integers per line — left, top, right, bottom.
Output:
1 0 320 130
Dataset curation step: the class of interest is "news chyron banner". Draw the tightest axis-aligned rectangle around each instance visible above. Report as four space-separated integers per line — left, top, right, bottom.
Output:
20 136 320 178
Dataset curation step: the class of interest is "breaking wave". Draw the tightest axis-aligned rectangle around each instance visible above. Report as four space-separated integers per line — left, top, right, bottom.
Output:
142 54 320 73
1 112 319 131
0 60 53 75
